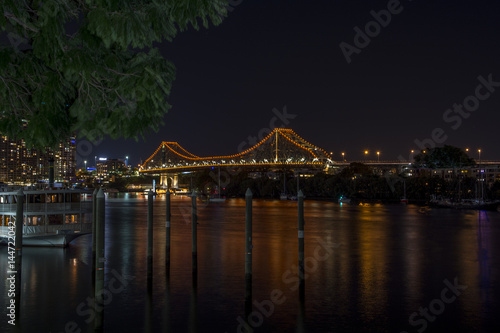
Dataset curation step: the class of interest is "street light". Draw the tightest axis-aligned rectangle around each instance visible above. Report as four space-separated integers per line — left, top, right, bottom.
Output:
364 150 368 161
126 155 129 167
341 152 345 161
376 151 380 162
84 160 87 171
478 148 482 182
410 150 414 162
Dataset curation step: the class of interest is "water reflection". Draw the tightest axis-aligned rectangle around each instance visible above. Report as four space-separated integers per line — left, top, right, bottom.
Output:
188 277 198 333
163 271 172 333
1 197 500 333
478 211 491 291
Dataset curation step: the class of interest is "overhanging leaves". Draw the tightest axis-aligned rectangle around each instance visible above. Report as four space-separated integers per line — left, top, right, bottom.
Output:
0 0 228 147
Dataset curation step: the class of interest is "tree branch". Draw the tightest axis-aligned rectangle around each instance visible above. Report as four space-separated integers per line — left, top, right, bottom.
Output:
104 67 140 77
3 11 39 33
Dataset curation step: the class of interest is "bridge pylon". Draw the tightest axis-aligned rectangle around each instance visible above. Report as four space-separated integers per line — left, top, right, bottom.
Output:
160 173 178 189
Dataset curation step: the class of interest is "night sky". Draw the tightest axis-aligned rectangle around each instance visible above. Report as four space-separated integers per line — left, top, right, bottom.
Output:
89 0 500 167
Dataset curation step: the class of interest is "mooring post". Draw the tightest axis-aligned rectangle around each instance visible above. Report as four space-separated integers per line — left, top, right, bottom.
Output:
298 190 305 298
94 188 105 331
245 188 253 314
92 187 98 286
147 190 154 282
165 190 171 272
191 191 197 279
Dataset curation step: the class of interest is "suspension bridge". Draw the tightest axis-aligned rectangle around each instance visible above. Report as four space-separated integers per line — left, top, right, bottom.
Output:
138 128 340 187
140 128 335 174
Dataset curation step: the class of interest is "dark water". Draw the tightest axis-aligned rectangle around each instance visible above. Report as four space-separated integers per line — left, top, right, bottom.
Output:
2 195 500 333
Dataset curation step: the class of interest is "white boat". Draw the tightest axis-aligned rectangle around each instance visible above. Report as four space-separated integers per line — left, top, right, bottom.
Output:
0 189 92 247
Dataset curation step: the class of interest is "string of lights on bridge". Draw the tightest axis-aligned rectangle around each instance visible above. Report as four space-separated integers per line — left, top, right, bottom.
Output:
140 128 333 172
139 129 490 173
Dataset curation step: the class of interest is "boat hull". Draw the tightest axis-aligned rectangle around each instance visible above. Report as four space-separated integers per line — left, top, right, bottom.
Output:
0 231 89 247
1 188 93 247
429 200 500 211
209 198 226 203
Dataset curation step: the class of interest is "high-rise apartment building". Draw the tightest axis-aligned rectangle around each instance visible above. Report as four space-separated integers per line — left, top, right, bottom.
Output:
96 158 126 179
0 135 76 185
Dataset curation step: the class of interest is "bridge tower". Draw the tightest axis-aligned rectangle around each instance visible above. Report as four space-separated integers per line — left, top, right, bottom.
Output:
160 173 178 189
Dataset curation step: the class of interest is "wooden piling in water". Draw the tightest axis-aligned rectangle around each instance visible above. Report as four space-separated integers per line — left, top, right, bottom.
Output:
245 188 253 313
165 190 171 271
94 189 105 331
191 191 198 279
298 190 305 298
147 190 154 281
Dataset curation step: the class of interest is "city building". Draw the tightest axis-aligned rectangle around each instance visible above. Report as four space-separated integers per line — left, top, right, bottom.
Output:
411 162 500 186
0 134 76 185
96 158 126 180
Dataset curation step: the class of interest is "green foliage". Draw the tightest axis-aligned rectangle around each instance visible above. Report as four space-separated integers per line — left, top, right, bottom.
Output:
490 181 500 200
0 0 228 147
338 162 374 178
413 145 476 169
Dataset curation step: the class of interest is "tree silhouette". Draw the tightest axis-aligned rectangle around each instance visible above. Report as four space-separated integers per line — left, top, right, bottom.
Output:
413 145 475 169
1 0 228 147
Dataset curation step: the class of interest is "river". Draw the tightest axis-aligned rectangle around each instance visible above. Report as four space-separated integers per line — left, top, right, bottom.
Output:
1 194 499 332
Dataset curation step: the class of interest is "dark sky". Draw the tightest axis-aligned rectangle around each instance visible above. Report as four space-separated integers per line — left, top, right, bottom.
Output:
90 0 500 167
